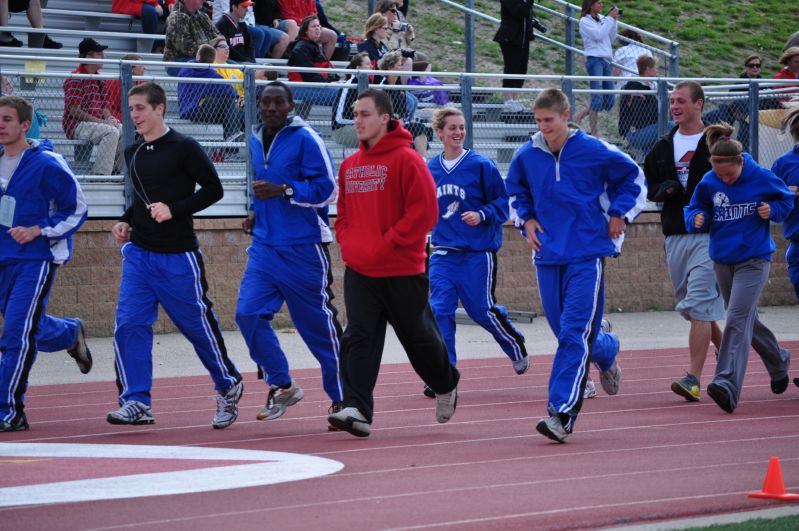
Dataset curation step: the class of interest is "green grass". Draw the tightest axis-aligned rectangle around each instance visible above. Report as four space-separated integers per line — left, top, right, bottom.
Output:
322 0 794 80
684 514 799 530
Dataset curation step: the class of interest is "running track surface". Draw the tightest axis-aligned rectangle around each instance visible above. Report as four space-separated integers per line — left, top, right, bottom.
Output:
2 343 799 530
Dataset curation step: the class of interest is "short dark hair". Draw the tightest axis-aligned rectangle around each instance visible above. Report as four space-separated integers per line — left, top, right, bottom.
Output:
533 88 569 114
637 55 656 75
128 82 168 113
673 80 704 108
197 43 216 63
357 88 393 117
260 80 294 105
0 95 33 124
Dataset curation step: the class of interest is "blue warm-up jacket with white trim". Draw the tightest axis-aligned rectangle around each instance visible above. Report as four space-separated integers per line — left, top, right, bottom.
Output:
248 116 337 245
685 153 794 264
771 145 799 242
428 149 508 252
505 128 647 264
0 139 87 264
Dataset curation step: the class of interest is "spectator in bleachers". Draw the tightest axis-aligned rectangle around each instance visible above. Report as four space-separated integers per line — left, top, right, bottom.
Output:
617 55 660 157
612 29 651 82
493 0 534 113
177 43 244 145
277 0 336 59
210 34 268 103
315 0 338 35
357 13 390 67
378 50 432 159
0 0 61 48
106 54 146 122
286 14 339 107
253 0 298 48
376 0 429 69
331 52 371 148
575 0 620 137
62 38 124 175
112 1 174 35
214 0 264 62
164 0 222 76
214 0 286 61
774 47 799 98
785 31 799 52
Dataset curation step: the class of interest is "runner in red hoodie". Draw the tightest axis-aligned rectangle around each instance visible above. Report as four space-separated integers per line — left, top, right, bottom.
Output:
328 88 460 437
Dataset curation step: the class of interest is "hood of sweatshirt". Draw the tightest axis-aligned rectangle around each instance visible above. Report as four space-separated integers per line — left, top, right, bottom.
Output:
358 120 413 155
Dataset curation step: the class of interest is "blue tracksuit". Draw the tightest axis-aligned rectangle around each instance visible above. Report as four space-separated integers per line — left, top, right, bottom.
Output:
770 145 799 298
505 129 647 432
236 117 343 401
428 150 527 366
685 153 795 263
0 140 87 423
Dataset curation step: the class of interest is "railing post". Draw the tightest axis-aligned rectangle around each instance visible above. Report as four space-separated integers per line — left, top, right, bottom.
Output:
669 41 680 78
465 0 474 73
748 79 760 163
657 79 670 137
357 71 370 93
564 4 576 77
461 75 474 150
244 67 257 209
119 62 136 209
561 77 574 117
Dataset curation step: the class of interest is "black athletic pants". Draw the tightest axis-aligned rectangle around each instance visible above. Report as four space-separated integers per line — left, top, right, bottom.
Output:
500 41 530 89
340 267 459 422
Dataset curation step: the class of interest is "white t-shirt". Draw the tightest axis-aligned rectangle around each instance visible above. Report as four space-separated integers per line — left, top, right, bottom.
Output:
672 131 703 190
0 150 24 191
441 149 468 171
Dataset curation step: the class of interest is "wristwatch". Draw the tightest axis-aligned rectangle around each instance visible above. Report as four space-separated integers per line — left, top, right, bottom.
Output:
282 184 295 200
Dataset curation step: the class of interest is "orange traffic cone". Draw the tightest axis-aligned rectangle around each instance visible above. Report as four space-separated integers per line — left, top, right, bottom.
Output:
748 456 799 500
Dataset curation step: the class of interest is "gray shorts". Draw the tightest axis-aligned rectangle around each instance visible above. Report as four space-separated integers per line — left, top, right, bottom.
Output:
664 233 725 321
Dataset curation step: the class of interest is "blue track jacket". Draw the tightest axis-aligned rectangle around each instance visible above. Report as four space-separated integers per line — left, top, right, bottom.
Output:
685 153 794 264
428 150 508 252
0 139 87 264
248 117 337 245
505 128 647 264
771 145 799 242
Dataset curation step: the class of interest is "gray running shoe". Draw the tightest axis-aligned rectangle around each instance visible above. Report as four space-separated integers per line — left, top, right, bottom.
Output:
536 415 569 443
600 318 612 333
513 355 531 375
107 401 154 425
328 406 371 437
212 380 243 429
67 319 92 374
257 380 304 421
0 413 29 432
583 376 597 399
671 373 700 402
435 387 458 423
328 401 344 431
599 359 622 395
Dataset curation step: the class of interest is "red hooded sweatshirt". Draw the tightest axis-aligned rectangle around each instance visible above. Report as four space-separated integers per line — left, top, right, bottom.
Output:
336 121 438 277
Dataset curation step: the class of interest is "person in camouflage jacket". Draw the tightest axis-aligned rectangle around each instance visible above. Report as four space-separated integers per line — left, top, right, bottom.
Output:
164 0 221 70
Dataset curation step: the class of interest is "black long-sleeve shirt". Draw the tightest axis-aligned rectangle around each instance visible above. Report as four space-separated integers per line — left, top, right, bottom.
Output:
120 129 223 253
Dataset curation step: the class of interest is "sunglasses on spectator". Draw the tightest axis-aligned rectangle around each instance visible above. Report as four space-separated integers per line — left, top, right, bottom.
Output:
746 63 761 68
215 43 229 49
389 8 397 13
382 26 390 30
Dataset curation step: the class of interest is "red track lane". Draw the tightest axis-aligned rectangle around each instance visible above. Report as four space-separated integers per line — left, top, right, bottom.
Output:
1 343 798 530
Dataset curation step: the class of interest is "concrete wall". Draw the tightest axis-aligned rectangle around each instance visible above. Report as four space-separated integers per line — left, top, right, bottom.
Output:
35 214 797 337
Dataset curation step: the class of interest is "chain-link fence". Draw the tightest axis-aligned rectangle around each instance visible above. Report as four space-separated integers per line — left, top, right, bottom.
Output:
1 58 798 217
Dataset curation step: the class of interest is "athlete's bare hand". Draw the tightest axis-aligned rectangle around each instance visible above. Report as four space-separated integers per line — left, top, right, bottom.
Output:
461 211 481 226
757 201 771 220
789 185 798 195
148 202 172 223
694 212 705 229
608 216 625 239
242 213 255 234
112 222 131 244
253 180 285 200
523 218 543 251
7 225 41 244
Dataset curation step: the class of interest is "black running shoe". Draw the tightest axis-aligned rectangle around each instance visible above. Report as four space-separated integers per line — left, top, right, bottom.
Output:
0 414 29 432
0 36 23 47
771 375 789 395
43 35 63 49
706 382 734 414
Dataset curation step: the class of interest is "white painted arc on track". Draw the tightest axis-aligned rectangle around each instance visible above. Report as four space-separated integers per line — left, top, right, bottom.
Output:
0 443 344 507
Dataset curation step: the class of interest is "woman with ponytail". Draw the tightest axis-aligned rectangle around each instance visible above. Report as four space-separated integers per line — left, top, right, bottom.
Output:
770 106 799 300
684 122 794 414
